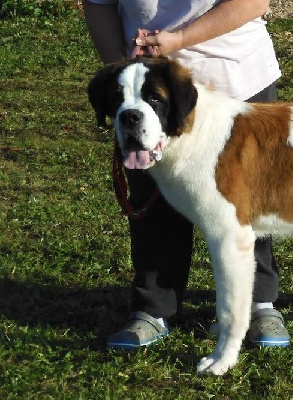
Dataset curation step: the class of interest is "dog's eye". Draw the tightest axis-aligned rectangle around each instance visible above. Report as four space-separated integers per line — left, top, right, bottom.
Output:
149 93 165 105
116 85 123 97
150 96 159 103
114 86 124 105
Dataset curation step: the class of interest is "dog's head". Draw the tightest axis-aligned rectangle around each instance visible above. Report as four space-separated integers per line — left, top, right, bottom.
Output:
88 57 197 169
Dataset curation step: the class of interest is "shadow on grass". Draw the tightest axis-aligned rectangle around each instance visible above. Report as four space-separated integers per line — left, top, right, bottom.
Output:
0 277 131 350
0 278 292 350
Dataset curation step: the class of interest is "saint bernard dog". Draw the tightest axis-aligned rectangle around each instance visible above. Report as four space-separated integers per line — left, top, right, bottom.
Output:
88 56 293 375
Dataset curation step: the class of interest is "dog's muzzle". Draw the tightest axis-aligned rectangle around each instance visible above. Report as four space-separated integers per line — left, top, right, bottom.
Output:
119 109 143 131
117 108 163 170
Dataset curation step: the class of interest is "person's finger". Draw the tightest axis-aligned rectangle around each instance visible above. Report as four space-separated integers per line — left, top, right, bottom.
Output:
130 45 145 59
136 34 157 47
148 45 160 57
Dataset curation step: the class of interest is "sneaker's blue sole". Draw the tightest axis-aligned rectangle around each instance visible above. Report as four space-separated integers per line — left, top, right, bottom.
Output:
251 338 290 347
107 330 169 350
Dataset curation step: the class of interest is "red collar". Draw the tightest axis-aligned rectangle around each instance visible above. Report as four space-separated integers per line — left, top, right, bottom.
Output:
112 140 159 219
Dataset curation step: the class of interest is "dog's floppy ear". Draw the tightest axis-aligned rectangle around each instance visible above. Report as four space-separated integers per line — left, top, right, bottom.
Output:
88 64 122 127
166 61 198 135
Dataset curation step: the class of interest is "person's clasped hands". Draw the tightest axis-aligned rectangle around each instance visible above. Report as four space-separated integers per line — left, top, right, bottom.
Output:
131 28 184 59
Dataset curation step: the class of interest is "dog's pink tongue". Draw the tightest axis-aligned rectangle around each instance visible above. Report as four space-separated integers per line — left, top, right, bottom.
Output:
123 149 151 169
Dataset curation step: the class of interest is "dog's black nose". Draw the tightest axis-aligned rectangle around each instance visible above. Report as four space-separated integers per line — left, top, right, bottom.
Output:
119 109 143 129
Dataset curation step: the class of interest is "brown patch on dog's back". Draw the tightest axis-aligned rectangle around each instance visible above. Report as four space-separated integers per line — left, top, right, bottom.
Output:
215 103 293 225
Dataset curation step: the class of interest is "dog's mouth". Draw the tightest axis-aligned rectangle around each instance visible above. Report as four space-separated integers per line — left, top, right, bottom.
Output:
122 138 163 170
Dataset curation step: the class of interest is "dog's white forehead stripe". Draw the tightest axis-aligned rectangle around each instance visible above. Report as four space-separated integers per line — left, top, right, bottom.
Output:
118 63 149 101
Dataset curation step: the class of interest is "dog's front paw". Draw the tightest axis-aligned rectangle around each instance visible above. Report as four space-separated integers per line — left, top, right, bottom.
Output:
197 353 237 375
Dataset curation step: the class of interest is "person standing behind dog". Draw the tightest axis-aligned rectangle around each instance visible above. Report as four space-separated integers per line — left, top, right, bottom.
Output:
82 0 290 349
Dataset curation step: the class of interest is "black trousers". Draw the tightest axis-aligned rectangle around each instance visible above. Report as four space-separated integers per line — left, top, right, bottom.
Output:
126 83 279 318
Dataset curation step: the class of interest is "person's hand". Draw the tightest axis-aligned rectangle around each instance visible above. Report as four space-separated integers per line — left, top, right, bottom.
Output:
131 29 159 58
136 30 183 56
131 28 183 59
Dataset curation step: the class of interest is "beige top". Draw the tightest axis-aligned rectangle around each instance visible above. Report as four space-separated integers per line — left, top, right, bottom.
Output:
90 0 281 100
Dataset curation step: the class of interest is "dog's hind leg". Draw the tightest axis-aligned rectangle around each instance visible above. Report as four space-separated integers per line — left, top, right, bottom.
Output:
197 225 256 375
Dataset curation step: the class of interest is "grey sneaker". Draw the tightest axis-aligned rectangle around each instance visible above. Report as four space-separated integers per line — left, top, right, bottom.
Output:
247 308 290 347
209 308 290 347
107 311 170 350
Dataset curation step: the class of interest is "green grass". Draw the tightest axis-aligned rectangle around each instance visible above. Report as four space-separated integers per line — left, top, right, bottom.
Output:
0 10 292 399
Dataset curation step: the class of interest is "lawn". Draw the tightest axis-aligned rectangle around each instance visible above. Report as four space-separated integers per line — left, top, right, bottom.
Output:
0 5 292 399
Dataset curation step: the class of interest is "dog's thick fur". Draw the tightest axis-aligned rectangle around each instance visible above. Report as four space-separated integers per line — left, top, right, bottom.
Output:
88 57 293 375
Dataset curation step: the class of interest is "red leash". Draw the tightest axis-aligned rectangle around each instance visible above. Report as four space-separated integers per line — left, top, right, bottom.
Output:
112 140 160 219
